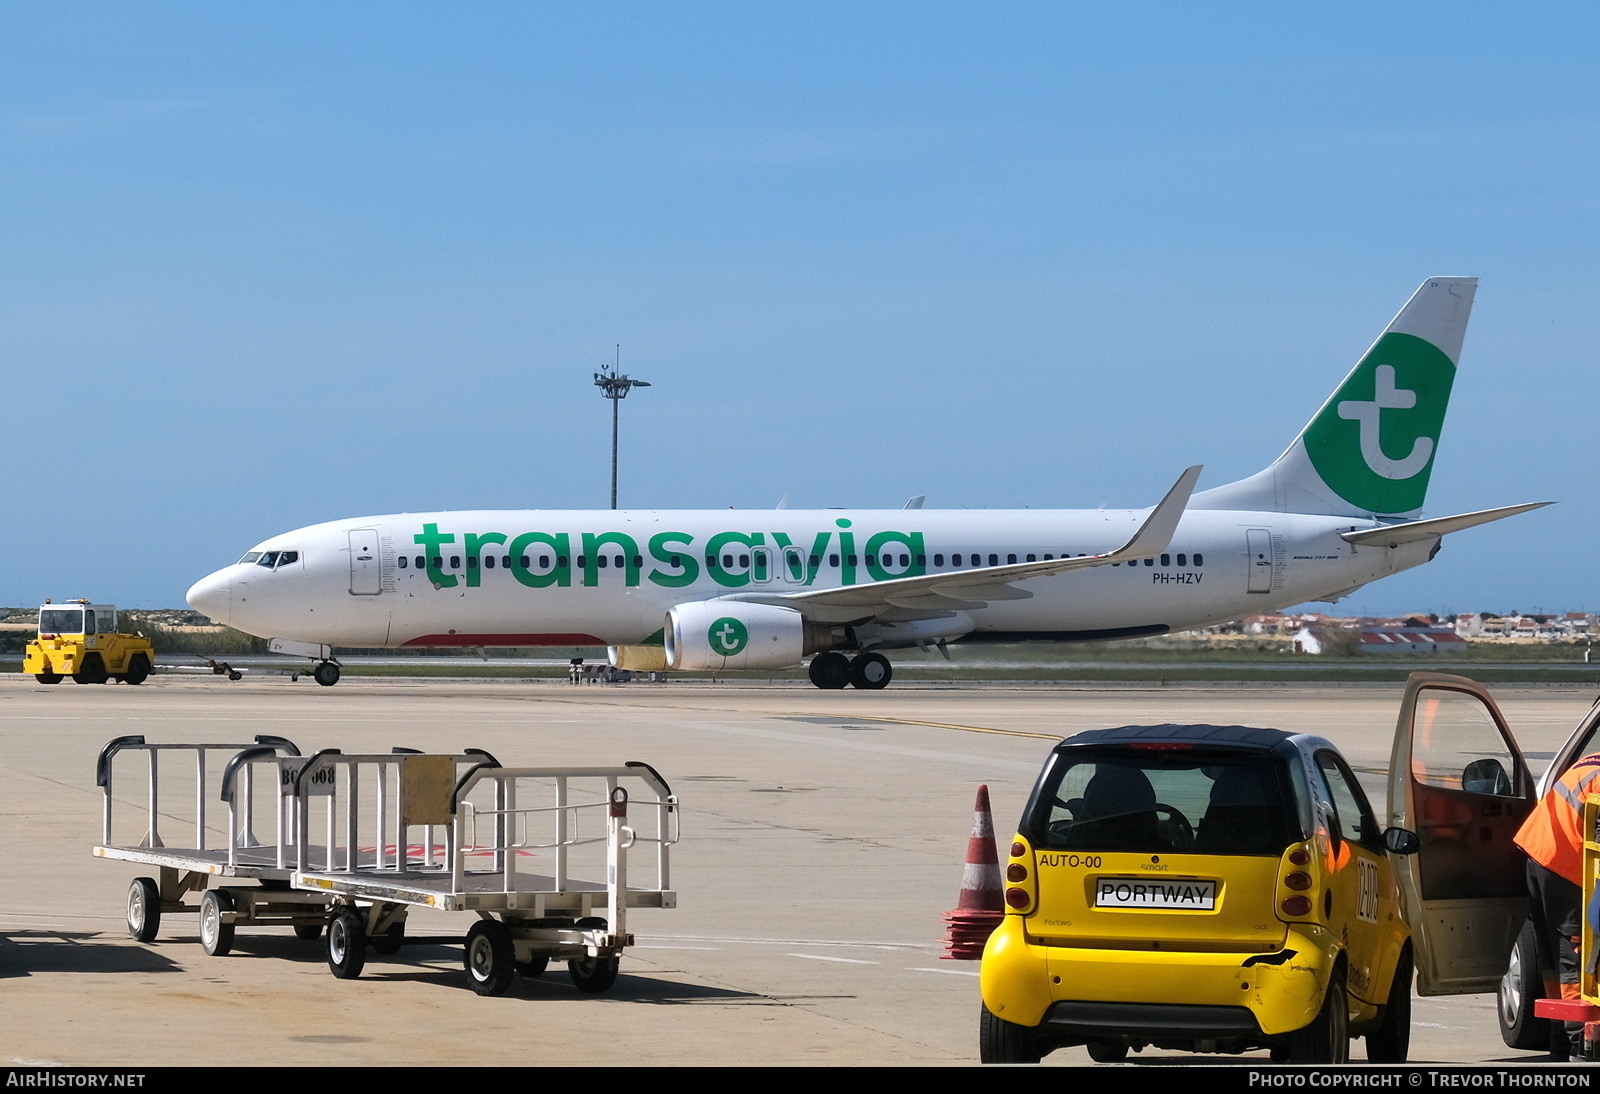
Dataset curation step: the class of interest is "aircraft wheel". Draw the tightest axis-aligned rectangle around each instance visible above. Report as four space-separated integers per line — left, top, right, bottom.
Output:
849 652 892 690
313 662 341 687
808 651 851 689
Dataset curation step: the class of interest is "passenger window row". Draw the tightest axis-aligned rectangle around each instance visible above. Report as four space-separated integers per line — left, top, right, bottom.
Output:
392 548 1204 574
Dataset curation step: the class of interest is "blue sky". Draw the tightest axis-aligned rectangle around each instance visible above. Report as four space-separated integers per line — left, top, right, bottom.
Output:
2 3 1595 618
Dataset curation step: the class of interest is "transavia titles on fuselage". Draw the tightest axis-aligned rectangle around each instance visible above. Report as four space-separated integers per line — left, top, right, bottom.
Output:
187 277 1547 689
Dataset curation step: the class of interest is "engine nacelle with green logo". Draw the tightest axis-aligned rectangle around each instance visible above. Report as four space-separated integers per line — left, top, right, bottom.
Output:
664 601 832 671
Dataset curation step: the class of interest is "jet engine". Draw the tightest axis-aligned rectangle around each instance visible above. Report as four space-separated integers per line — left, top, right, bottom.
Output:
665 601 832 671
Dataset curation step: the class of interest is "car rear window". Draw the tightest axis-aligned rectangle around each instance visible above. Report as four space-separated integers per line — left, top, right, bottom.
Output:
1024 746 1300 856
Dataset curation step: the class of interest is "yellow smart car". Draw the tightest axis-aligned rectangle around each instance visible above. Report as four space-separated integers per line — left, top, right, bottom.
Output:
979 723 1417 1063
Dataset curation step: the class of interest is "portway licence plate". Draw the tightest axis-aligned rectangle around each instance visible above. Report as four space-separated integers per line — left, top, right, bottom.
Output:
1094 877 1216 910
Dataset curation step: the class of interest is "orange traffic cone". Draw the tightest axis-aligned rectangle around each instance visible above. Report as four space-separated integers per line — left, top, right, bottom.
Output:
942 783 1004 960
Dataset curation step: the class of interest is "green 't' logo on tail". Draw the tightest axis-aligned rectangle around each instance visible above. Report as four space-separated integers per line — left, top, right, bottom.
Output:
1302 332 1456 514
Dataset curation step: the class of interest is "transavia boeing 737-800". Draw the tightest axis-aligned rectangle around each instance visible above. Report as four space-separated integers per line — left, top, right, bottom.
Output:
187 277 1546 688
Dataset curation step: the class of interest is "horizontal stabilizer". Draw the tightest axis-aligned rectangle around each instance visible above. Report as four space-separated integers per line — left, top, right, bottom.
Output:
1339 502 1551 548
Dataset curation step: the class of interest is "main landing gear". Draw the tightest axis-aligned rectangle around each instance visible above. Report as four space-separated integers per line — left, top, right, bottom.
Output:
808 651 892 690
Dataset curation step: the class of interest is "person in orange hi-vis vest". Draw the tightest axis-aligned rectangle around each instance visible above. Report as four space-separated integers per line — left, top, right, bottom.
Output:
1514 753 1600 1059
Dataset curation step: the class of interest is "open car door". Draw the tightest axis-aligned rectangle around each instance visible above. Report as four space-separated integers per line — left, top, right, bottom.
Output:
1388 672 1535 995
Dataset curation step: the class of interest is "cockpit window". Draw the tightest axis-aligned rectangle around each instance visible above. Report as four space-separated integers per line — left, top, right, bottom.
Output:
276 551 299 566
257 551 280 568
238 552 262 565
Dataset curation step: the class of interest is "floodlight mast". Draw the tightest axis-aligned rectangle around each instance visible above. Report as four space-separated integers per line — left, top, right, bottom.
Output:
593 345 650 510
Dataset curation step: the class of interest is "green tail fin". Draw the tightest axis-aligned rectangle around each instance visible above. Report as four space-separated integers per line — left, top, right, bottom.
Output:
1192 277 1476 518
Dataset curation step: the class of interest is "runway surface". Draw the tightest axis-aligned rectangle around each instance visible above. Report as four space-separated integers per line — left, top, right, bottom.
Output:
0 674 1592 1066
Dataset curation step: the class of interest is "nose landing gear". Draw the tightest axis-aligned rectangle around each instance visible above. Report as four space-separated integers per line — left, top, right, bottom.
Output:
807 651 893 690
312 661 341 687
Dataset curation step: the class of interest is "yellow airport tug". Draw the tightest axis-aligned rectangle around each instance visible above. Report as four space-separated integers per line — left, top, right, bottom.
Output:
24 599 154 685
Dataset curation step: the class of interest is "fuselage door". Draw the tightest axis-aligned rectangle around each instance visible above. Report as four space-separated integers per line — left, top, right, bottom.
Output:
1388 672 1533 995
751 547 772 585
349 529 382 596
1246 528 1272 593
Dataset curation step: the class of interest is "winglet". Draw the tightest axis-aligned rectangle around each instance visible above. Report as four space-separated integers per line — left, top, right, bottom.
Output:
1114 465 1202 560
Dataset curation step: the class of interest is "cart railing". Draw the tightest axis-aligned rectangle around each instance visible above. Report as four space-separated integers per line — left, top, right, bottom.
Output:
289 756 677 924
452 762 678 897
290 750 500 876
218 747 320 869
96 735 302 853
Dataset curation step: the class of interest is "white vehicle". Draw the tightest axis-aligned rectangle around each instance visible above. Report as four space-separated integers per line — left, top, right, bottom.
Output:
188 278 1544 688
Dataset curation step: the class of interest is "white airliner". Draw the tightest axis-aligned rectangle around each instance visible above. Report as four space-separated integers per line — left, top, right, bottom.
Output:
188 277 1545 688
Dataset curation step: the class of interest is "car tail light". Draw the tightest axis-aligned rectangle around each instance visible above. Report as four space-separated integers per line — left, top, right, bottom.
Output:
1276 842 1320 922
1005 836 1038 915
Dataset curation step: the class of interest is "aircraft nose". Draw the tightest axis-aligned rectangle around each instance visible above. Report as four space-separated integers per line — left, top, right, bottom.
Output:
186 569 232 625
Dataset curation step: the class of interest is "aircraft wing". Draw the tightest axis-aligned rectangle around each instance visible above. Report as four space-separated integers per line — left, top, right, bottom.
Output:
726 466 1201 620
1339 502 1551 548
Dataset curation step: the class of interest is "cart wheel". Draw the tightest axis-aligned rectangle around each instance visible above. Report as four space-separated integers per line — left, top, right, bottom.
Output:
326 910 367 979
35 672 62 684
516 955 550 978
127 877 161 943
294 922 322 941
465 920 515 996
568 954 620 994
373 920 405 955
199 890 236 957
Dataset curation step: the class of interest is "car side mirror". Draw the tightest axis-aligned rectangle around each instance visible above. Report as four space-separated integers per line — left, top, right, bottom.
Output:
1383 827 1420 855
